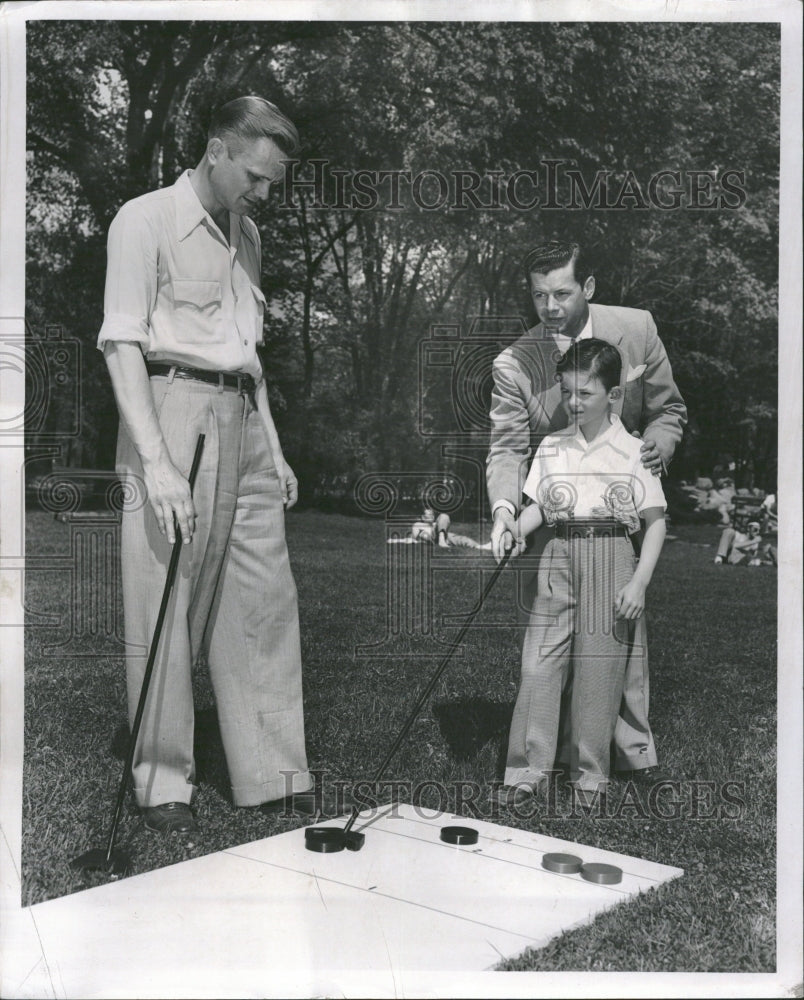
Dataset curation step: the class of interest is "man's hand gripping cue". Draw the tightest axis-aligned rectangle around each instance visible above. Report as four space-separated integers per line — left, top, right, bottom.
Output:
142 454 197 545
492 504 542 563
491 508 519 563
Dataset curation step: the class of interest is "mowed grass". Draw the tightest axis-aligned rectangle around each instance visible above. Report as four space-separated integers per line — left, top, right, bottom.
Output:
22 510 776 972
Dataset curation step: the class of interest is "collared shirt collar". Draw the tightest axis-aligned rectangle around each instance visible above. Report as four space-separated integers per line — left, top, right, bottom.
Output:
567 412 632 458
238 214 258 249
174 169 260 251
552 312 592 353
174 170 211 241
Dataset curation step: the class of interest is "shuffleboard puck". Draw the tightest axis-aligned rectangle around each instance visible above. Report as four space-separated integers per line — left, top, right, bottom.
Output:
542 852 583 874
304 826 346 853
580 862 623 884
344 831 365 851
439 825 479 846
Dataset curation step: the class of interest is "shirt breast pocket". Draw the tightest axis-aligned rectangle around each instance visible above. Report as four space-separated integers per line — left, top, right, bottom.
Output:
171 279 225 344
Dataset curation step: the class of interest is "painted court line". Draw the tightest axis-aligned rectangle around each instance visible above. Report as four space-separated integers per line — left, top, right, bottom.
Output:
224 849 546 942
336 806 676 890
317 822 638 895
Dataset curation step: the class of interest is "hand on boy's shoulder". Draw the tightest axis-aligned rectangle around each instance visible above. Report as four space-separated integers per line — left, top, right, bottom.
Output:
636 434 663 476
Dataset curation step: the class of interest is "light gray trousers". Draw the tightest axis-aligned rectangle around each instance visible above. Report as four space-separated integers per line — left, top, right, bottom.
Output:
116 376 311 808
514 529 657 775
505 534 651 793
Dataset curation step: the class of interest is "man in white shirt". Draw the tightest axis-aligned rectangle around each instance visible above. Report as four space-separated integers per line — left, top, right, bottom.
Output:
486 241 687 782
98 97 318 834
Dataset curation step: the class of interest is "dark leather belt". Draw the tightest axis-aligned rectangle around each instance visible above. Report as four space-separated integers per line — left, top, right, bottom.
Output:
553 518 630 540
146 361 256 394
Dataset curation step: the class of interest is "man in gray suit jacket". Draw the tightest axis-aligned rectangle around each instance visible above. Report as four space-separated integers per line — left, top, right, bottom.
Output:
487 240 687 784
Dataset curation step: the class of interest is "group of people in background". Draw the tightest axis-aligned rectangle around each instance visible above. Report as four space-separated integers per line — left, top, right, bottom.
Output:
677 475 777 566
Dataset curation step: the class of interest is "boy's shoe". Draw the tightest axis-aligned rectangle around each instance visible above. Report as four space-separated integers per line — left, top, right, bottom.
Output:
142 801 198 835
713 555 723 564
615 765 674 785
488 784 535 809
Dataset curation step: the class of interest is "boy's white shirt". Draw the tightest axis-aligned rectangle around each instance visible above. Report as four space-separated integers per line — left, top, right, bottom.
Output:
523 413 666 532
495 315 652 519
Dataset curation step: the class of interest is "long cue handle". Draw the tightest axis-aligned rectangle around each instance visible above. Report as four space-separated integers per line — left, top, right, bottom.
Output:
104 433 206 861
343 549 511 836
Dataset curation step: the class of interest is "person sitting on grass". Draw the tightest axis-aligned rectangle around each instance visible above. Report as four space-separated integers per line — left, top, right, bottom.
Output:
387 506 489 549
492 339 667 811
714 521 762 565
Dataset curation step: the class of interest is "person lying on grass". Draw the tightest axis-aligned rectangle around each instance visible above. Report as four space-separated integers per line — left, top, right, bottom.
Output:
387 506 490 549
492 339 667 811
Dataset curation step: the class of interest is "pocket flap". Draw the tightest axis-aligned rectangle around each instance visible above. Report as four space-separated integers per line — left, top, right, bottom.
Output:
172 279 221 308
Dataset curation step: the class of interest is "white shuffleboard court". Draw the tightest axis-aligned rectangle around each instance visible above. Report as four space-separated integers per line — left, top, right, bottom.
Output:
3 804 682 998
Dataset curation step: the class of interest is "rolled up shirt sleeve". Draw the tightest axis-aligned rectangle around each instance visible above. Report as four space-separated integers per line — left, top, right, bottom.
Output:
97 203 157 351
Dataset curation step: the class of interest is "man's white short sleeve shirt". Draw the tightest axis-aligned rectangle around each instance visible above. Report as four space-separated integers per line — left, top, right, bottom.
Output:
97 170 266 379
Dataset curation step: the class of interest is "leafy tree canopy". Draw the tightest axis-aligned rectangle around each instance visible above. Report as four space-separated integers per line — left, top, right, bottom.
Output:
26 20 779 491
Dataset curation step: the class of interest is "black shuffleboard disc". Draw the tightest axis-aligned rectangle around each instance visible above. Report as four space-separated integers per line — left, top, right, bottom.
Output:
440 825 479 846
304 826 346 853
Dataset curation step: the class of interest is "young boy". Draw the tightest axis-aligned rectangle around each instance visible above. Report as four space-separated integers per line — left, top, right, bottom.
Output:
494 339 667 808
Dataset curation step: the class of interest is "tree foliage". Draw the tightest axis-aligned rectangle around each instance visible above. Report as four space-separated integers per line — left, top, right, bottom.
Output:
26 20 779 491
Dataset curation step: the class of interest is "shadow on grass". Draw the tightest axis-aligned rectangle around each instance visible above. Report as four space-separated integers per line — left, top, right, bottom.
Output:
431 696 512 772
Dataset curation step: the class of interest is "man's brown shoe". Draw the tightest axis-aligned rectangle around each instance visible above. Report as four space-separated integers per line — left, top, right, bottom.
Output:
143 802 198 834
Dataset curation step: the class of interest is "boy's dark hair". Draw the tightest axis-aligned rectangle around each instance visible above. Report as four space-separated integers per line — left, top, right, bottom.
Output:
555 338 622 392
522 240 594 286
209 95 299 156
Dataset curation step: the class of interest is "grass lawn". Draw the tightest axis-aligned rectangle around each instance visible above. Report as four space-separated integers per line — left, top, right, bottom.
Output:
22 510 777 972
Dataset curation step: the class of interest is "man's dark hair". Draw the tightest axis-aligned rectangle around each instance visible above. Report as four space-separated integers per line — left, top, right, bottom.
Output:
523 240 594 287
555 338 622 392
208 95 299 156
